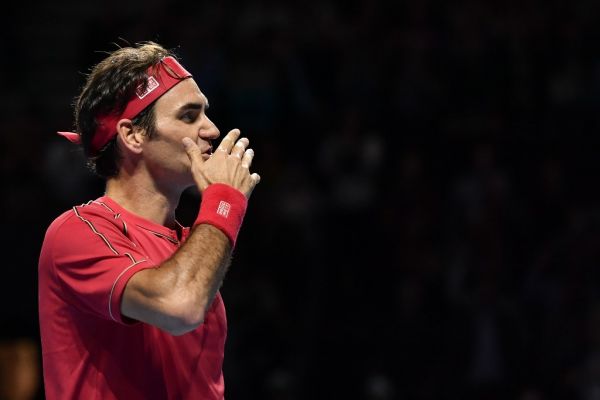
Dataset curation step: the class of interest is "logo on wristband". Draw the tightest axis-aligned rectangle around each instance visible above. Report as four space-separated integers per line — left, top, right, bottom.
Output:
217 201 231 218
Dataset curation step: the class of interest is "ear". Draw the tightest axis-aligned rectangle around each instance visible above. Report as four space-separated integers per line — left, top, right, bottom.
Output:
116 119 145 154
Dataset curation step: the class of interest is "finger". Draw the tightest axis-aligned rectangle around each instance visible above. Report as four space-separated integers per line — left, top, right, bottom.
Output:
182 137 204 164
245 173 261 198
241 148 254 169
231 138 250 159
216 129 241 154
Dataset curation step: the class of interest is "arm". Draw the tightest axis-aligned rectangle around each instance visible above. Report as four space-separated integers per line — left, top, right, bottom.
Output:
122 224 231 335
121 129 260 335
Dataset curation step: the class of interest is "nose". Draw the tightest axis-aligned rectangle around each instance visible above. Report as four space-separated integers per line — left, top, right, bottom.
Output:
198 116 220 140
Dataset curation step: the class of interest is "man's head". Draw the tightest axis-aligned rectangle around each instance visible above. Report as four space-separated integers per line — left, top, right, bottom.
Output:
74 42 192 178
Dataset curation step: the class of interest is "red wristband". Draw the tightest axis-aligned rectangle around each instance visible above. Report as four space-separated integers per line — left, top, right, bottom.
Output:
194 183 248 247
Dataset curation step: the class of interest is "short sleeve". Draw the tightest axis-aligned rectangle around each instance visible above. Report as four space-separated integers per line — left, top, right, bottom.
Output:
45 211 156 324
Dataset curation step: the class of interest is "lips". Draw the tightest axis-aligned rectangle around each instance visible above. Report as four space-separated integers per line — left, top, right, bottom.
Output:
201 147 213 160
195 138 213 157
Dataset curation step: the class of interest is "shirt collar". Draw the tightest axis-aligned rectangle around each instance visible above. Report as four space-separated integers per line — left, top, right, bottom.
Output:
96 195 190 241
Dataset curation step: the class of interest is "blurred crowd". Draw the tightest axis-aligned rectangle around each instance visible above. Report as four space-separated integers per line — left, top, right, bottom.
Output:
2 0 600 399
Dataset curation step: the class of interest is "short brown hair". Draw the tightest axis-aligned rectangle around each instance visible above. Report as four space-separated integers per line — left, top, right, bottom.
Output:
74 42 174 178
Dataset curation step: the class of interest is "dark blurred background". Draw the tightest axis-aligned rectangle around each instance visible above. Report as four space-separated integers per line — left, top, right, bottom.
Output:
2 0 600 399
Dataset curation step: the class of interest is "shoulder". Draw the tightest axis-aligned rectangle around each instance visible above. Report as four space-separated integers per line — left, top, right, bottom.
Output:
43 199 124 246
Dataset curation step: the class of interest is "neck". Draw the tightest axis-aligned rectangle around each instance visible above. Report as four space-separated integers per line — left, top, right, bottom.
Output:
105 171 181 229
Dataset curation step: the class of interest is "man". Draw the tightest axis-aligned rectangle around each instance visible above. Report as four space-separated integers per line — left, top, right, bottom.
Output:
38 42 260 399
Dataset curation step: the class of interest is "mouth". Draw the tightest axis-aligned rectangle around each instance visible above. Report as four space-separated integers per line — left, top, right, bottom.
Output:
195 138 213 159
201 147 213 160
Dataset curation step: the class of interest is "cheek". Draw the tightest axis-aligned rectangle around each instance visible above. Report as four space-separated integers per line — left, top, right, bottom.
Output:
149 121 196 167
152 140 187 163
150 121 185 150
143 133 185 166
144 142 192 178
154 118 199 147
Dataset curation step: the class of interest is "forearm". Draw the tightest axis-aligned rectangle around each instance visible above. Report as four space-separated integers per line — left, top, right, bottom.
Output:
122 223 232 335
163 223 232 314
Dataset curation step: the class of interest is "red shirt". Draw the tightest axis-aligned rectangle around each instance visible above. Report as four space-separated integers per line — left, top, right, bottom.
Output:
38 196 227 399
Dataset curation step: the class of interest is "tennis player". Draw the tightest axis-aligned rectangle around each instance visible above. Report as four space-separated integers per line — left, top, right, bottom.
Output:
38 41 260 399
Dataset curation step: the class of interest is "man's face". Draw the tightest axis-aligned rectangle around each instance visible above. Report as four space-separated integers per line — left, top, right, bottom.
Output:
141 78 220 187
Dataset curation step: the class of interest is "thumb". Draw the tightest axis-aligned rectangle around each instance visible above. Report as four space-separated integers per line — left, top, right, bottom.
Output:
182 137 204 164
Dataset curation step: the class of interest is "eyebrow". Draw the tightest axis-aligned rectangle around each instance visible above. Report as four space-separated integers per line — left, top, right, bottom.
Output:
178 101 209 112
177 94 210 112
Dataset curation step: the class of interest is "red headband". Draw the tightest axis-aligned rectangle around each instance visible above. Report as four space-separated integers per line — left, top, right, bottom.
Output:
58 56 192 155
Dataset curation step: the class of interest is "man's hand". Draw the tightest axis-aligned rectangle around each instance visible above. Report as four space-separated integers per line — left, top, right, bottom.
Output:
182 129 260 198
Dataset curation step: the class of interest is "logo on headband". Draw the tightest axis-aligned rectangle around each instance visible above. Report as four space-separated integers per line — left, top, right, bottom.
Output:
136 76 160 99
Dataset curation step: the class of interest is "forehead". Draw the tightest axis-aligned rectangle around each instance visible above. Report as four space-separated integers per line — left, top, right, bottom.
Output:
154 78 207 112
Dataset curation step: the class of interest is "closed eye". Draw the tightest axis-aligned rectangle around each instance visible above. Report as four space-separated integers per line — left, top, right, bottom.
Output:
180 111 199 123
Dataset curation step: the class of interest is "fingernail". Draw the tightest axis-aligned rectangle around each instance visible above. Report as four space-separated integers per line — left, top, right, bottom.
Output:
182 137 193 147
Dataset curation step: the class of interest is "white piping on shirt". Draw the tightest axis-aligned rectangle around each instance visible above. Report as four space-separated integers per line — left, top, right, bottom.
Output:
108 259 147 322
72 206 119 255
